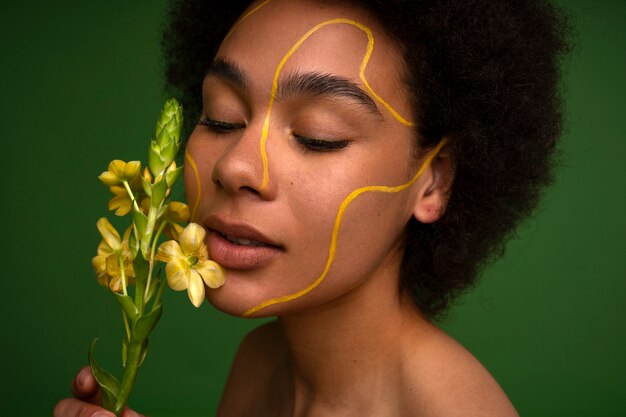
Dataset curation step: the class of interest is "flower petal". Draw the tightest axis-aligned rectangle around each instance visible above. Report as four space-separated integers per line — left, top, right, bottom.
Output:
106 253 121 277
166 201 190 222
165 258 189 291
92 255 107 276
96 218 121 251
109 160 127 178
187 269 206 307
157 240 185 263
108 194 131 216
108 276 123 293
179 223 206 255
96 240 114 256
98 171 120 186
195 260 225 289
124 161 141 180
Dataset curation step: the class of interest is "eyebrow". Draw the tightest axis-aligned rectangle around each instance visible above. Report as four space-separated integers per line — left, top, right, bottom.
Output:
277 71 382 117
204 59 382 117
205 58 249 91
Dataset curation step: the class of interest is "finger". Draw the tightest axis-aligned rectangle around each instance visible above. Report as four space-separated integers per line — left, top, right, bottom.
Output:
70 366 99 400
122 409 147 417
54 398 115 417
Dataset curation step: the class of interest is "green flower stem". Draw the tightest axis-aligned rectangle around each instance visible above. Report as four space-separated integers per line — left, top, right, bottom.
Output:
121 310 131 341
113 338 143 417
144 220 168 302
118 256 128 296
141 207 158 256
122 180 140 212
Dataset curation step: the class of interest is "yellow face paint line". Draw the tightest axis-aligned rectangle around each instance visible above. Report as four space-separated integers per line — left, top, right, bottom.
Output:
184 149 202 221
349 21 414 127
258 18 413 191
242 138 448 317
223 0 272 42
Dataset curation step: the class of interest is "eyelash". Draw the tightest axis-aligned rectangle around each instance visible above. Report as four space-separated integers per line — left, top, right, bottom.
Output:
198 116 349 152
197 117 244 133
293 135 349 153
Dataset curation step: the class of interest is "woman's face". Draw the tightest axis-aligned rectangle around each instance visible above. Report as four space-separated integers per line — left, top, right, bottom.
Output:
184 0 427 317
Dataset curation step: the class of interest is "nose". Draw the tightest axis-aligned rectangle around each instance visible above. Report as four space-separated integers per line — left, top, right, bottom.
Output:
211 125 277 200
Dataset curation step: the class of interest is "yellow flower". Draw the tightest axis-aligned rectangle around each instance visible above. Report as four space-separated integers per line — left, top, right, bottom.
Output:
98 160 141 186
92 218 135 292
166 201 190 223
157 223 225 307
108 186 133 216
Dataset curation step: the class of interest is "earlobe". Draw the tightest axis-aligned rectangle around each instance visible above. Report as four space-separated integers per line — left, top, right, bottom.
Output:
412 141 455 224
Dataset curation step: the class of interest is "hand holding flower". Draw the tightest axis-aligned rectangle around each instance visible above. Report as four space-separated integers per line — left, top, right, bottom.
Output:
78 98 225 417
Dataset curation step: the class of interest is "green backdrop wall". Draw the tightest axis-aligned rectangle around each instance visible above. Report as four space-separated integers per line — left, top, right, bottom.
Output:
1 1 624 416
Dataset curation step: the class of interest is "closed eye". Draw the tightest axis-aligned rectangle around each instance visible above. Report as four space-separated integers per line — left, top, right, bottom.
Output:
198 117 245 133
294 135 350 153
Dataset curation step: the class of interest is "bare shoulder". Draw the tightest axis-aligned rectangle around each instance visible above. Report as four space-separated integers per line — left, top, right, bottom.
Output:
217 321 289 417
400 324 519 417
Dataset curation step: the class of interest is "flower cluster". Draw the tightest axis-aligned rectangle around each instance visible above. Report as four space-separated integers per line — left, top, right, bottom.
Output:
87 98 225 417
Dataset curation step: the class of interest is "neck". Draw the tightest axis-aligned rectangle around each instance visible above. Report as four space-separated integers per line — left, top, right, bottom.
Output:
277 260 433 415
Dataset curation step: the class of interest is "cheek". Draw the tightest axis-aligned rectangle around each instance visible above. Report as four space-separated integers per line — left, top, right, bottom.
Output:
280 168 413 295
183 134 221 222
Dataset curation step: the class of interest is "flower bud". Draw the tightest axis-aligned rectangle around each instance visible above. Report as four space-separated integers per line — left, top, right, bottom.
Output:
149 98 183 177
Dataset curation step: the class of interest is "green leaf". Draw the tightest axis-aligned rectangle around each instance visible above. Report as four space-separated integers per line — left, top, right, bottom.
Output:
159 139 177 168
145 271 161 304
150 271 167 312
111 292 138 323
165 165 183 187
131 206 148 236
128 227 139 258
140 176 152 197
132 252 149 285
150 177 168 208
88 338 120 410
131 306 162 344
148 140 164 177
138 339 149 368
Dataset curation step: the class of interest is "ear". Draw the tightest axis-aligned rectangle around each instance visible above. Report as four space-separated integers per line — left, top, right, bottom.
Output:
412 141 455 224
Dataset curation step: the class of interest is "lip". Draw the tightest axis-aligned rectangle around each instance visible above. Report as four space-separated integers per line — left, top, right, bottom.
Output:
204 215 283 270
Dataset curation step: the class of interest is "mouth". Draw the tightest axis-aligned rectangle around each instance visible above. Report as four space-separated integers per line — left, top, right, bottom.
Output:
220 232 271 248
204 215 283 270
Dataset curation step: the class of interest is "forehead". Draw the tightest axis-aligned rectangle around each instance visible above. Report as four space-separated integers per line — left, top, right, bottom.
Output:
215 0 406 98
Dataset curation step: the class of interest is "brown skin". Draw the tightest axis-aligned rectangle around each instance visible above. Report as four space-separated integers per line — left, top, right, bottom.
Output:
218 298 518 417
55 1 519 415
53 367 145 417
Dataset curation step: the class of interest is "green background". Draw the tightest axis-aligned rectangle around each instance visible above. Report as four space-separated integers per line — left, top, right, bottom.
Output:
1 1 624 416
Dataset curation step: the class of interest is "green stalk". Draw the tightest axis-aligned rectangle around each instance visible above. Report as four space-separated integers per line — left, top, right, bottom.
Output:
113 338 143 416
144 220 167 301
122 180 140 212
118 256 128 297
140 207 158 256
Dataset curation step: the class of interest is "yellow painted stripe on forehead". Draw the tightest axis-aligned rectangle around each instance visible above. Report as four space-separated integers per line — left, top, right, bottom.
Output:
223 0 272 42
242 138 447 318
259 17 414 190
185 148 202 221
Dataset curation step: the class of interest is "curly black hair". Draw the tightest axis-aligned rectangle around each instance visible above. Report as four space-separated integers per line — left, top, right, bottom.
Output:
162 0 572 319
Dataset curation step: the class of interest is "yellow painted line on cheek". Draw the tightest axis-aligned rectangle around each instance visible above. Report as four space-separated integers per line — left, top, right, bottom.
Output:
185 148 202 221
242 139 448 317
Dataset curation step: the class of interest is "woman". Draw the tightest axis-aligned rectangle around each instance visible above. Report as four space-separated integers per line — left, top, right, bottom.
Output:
55 0 571 415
